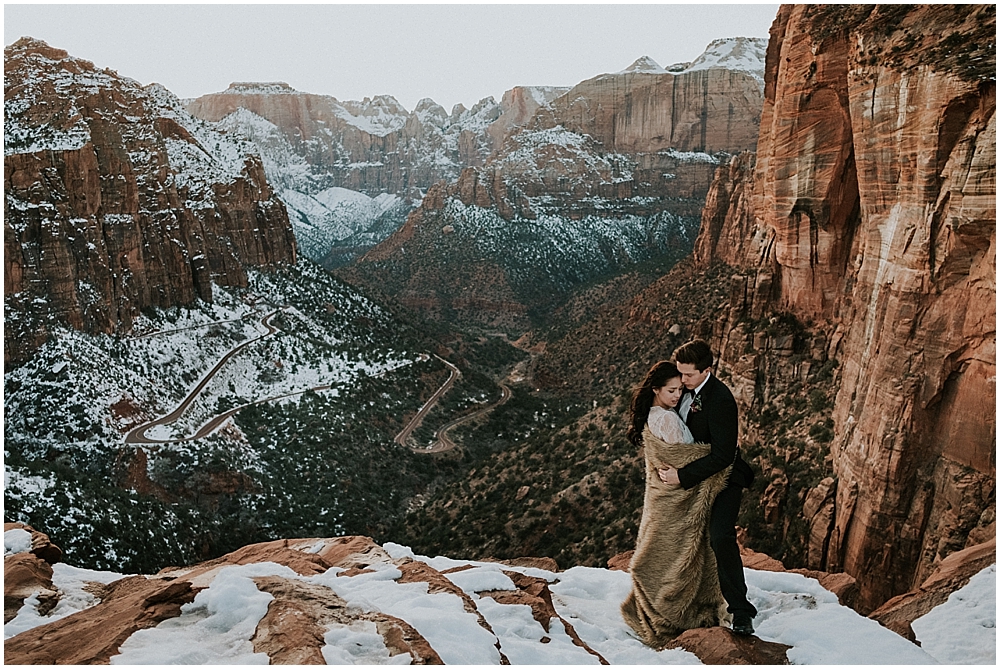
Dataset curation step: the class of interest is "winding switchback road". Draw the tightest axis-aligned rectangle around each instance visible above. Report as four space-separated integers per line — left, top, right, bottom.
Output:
125 310 282 444
398 354 523 454
394 357 461 448
420 381 512 453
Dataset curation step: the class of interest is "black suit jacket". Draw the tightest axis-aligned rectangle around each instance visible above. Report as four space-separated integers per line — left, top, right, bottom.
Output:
678 373 754 490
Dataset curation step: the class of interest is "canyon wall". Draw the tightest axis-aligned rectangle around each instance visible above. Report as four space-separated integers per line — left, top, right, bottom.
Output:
549 41 766 155
695 5 995 611
4 39 297 363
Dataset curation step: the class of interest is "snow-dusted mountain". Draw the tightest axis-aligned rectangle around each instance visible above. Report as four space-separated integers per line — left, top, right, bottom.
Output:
183 38 767 269
343 37 767 331
187 83 568 266
668 36 768 82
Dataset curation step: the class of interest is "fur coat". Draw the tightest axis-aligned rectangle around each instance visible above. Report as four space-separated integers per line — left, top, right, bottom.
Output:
620 425 732 648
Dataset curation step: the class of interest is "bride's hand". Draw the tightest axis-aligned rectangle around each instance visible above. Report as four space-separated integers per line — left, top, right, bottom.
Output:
657 467 680 485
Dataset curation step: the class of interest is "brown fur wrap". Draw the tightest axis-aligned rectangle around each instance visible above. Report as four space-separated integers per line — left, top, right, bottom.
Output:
620 425 732 648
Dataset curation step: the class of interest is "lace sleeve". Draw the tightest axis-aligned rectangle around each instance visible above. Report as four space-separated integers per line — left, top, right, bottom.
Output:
648 407 693 444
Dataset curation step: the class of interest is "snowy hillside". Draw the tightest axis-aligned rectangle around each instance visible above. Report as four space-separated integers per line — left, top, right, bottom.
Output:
432 199 697 294
212 106 414 265
3 261 467 573
5 532 994 665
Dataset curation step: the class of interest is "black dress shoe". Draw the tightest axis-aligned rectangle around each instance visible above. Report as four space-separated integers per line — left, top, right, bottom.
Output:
732 613 754 636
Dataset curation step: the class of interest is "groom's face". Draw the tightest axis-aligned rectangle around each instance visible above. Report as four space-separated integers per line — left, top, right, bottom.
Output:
676 362 710 390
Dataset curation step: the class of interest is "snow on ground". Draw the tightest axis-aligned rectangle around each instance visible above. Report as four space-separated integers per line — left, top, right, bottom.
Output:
4 529 32 556
110 563 296 664
445 565 517 594
321 619 408 664
4 563 128 640
312 563 503 664
748 569 937 664
477 597 601 665
3 536 993 664
912 564 996 665
550 566 701 664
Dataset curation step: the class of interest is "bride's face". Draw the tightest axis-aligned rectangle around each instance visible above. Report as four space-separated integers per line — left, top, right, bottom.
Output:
652 377 684 408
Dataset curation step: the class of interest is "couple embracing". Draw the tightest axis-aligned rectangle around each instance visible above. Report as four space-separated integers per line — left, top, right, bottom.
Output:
621 339 757 648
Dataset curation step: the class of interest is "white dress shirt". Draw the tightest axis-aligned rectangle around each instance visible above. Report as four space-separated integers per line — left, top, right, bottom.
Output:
679 372 711 422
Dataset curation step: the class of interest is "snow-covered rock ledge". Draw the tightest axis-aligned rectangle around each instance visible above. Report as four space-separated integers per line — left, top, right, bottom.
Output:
3 530 994 664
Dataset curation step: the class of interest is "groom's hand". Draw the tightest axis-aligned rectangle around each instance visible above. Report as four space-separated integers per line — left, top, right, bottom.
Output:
657 467 680 485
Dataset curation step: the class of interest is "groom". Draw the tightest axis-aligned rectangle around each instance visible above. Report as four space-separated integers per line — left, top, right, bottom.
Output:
658 338 758 635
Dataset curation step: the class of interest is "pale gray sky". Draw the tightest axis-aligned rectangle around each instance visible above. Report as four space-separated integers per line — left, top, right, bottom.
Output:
5 3 779 111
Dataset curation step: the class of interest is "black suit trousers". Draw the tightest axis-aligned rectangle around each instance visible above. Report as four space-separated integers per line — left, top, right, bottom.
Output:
710 483 757 617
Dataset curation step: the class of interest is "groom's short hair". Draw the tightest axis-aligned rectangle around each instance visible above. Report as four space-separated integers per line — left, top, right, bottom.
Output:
675 339 714 371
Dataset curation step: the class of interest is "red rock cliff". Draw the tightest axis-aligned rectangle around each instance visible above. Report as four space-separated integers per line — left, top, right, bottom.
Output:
548 43 765 155
695 5 995 611
4 38 297 363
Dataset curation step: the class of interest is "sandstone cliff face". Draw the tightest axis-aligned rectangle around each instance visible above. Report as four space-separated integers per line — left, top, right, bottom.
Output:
4 39 296 364
549 41 766 155
694 5 995 611
486 86 570 151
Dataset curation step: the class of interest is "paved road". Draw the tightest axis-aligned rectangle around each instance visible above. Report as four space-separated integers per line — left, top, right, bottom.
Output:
393 357 461 448
418 381 512 454
125 310 282 444
128 315 254 340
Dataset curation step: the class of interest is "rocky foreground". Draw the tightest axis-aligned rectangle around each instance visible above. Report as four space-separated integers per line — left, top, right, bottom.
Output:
4 522 994 664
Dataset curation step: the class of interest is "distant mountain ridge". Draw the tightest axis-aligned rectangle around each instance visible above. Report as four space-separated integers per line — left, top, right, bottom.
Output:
186 82 568 265
186 37 766 267
342 36 767 330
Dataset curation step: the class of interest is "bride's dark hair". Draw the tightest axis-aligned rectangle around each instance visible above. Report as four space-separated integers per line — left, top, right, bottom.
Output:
626 361 681 446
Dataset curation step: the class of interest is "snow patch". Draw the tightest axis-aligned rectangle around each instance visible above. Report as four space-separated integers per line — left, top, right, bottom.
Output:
322 620 411 664
912 564 996 665
110 562 296 664
445 566 517 595
311 564 502 664
4 529 32 556
4 563 127 640
679 37 768 83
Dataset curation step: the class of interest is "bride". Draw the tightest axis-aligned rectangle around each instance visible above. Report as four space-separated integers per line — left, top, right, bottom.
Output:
620 361 731 648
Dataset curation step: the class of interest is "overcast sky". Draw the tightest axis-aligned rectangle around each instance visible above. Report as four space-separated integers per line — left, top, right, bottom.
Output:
5 2 779 112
